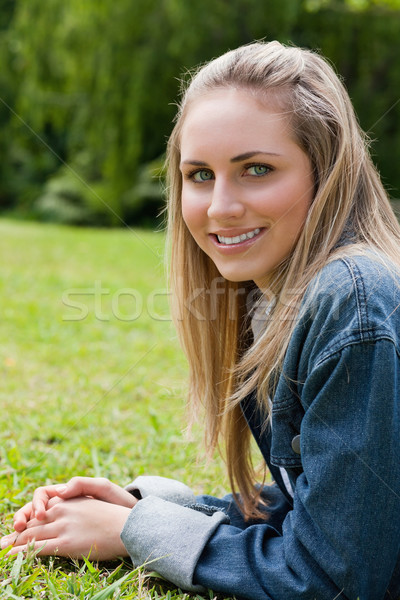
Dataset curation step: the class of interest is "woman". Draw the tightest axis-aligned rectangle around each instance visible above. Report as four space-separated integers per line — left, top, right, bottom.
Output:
3 41 400 600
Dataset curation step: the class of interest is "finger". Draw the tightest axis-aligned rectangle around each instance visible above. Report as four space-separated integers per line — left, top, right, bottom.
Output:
1 532 19 549
3 516 53 549
32 485 68 520
13 502 33 532
61 477 137 508
9 537 80 559
6 538 57 557
8 527 82 559
8 517 60 550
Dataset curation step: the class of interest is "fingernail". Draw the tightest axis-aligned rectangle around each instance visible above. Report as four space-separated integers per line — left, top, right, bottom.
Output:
1 537 9 549
55 485 68 493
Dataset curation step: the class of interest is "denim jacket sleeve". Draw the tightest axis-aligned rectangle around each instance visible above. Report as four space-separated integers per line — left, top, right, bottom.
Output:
121 255 400 600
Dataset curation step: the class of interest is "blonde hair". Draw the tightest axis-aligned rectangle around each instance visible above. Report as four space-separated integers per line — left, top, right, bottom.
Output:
166 41 400 519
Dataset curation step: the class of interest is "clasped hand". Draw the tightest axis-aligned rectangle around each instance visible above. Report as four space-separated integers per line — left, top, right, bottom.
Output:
0 477 137 560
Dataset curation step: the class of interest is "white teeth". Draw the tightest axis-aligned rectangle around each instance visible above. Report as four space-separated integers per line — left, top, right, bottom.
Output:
217 228 260 245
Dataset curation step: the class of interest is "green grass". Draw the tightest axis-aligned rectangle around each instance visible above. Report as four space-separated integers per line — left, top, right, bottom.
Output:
0 219 232 599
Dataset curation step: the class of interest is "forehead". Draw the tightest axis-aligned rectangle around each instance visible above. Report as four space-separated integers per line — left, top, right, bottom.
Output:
179 88 297 158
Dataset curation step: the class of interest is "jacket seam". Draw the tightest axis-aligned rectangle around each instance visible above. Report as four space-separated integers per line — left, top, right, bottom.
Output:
314 333 400 370
342 257 370 339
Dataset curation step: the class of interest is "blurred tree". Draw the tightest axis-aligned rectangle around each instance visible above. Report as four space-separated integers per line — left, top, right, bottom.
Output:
305 0 400 9
1 0 301 224
0 0 399 225
0 0 20 208
295 4 400 197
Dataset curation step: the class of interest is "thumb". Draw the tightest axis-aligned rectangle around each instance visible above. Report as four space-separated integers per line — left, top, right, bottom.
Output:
62 477 137 508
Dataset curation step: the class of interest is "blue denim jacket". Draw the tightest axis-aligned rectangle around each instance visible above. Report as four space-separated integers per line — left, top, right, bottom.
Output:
121 254 400 600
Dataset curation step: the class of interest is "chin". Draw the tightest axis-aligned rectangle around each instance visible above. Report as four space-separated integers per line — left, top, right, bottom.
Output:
216 271 254 284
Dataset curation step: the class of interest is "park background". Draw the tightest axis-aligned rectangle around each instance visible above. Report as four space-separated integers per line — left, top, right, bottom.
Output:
1 0 400 227
1 1 400 598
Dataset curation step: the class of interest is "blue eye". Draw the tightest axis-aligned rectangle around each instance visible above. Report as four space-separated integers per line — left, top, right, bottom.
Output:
191 169 213 182
247 165 270 176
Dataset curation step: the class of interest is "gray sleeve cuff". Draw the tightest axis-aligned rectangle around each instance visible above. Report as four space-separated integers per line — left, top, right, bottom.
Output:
125 476 196 505
120 495 230 592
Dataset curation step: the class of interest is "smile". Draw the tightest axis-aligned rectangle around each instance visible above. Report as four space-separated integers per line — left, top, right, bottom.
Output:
217 228 261 245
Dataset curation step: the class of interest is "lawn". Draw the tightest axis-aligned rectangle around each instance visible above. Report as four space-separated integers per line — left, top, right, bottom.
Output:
0 219 231 599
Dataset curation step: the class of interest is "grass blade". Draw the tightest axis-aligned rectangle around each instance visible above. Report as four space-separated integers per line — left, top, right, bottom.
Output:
10 552 23 586
90 572 130 600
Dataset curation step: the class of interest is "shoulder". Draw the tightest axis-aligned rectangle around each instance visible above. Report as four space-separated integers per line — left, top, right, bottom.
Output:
303 251 400 325
296 251 400 363
307 251 400 300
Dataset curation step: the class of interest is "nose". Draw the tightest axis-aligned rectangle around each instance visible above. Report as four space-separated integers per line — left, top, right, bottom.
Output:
207 178 245 221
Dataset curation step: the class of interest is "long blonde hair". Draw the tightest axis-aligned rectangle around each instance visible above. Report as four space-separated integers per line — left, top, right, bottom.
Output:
166 41 400 519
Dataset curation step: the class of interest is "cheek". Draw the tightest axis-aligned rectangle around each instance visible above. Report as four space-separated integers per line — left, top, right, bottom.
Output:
181 193 191 226
181 191 205 234
265 179 312 226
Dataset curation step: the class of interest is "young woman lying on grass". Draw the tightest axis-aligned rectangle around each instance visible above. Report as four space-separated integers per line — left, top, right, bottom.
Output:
2 41 400 600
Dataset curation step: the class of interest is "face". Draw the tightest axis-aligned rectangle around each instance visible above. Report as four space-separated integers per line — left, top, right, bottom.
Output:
179 88 315 290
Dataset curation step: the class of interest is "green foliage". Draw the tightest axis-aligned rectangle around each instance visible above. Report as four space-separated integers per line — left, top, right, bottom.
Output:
306 0 400 9
32 156 165 227
0 0 399 226
0 219 232 597
295 7 400 195
0 548 219 599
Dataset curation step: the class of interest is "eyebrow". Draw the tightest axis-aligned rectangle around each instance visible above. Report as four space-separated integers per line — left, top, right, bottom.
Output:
230 151 281 162
180 151 281 167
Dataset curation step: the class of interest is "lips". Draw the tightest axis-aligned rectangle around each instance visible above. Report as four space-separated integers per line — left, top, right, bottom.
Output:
216 227 261 245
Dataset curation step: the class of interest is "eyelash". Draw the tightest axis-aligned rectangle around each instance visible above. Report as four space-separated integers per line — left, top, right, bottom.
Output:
245 163 273 177
184 163 273 183
185 168 213 183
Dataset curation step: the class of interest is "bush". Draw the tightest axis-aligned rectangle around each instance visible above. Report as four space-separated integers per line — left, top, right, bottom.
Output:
33 157 165 227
